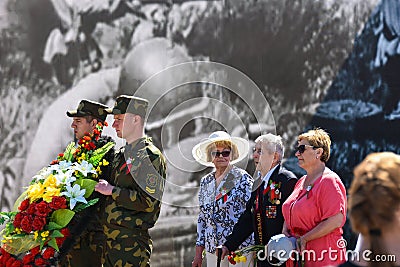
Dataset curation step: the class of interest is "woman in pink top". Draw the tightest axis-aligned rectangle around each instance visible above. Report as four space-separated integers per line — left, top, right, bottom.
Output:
282 129 347 267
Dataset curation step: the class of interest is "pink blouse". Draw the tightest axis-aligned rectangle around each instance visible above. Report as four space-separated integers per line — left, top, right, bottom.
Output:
282 168 347 267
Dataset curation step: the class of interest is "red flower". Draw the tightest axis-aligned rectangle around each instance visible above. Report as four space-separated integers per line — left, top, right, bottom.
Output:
83 136 91 141
93 129 100 135
13 213 24 228
56 228 70 246
89 142 96 149
227 255 236 265
50 160 59 165
49 196 67 210
11 259 23 267
30 247 40 257
18 199 30 212
35 202 51 217
32 216 47 231
20 215 33 233
22 253 34 265
0 248 11 262
34 258 47 267
58 153 64 158
5 257 15 267
104 121 108 127
26 203 36 215
42 247 55 260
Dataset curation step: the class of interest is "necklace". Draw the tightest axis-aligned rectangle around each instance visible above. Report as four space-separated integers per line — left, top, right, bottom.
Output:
303 168 324 189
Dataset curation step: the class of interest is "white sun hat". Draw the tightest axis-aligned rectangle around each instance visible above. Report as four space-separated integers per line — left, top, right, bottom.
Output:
192 131 249 167
267 234 297 266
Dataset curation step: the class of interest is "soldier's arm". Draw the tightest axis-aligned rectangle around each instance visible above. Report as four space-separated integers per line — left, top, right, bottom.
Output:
111 155 166 211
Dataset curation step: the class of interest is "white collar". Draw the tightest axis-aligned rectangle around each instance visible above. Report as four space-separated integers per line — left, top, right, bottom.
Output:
262 165 279 188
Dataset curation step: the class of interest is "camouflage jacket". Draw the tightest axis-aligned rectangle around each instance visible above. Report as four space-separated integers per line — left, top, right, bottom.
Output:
102 136 166 238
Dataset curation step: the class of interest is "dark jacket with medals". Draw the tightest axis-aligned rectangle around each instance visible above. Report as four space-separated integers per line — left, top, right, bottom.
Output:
224 165 297 267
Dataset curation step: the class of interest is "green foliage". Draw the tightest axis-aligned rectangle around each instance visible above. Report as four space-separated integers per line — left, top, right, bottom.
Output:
63 142 77 162
76 178 98 198
73 198 99 213
49 209 75 229
0 212 17 225
89 142 115 166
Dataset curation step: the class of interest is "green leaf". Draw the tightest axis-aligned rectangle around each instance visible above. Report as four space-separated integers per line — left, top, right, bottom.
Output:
0 212 17 225
63 142 76 161
76 179 97 198
73 198 99 212
50 229 64 238
48 221 63 230
48 238 60 251
50 209 75 228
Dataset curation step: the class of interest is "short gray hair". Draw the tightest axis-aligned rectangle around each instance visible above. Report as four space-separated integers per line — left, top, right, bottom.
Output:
255 133 284 162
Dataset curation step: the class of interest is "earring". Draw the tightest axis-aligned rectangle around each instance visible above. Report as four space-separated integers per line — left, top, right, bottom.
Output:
316 156 319 159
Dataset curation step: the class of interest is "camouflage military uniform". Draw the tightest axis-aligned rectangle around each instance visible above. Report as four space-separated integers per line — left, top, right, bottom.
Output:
101 136 166 267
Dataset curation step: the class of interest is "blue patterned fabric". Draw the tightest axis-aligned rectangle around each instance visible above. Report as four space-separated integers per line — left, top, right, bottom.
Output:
196 166 254 253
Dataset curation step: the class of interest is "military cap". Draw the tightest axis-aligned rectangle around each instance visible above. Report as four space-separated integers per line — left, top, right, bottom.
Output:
66 99 108 122
106 95 148 117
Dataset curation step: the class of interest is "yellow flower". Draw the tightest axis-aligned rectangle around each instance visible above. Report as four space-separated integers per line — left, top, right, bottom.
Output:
238 256 247 262
34 231 39 240
41 231 49 238
43 174 57 188
43 186 61 202
27 183 45 202
102 159 109 166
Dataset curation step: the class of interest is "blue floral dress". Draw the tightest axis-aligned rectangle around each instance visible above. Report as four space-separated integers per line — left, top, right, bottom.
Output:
196 166 254 253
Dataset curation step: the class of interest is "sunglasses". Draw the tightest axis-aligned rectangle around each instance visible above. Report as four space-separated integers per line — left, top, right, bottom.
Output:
211 151 231 157
295 144 315 154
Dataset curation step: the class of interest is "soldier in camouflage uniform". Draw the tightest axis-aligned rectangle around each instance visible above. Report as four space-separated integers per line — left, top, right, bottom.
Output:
95 95 166 267
60 99 115 267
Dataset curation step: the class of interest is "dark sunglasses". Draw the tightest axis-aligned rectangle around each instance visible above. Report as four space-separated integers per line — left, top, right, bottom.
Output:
211 151 231 157
295 144 315 154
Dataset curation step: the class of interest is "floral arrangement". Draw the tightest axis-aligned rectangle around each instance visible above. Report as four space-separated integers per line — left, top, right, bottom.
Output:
226 245 266 266
0 122 114 267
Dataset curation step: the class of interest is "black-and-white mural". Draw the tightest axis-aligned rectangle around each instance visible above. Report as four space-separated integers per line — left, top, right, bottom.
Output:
1 0 399 266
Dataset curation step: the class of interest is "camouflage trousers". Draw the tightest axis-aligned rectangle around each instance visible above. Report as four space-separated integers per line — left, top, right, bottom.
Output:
61 231 104 267
102 231 153 267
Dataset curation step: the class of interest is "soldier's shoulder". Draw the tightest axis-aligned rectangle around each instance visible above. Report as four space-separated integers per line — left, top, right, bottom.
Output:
144 142 165 162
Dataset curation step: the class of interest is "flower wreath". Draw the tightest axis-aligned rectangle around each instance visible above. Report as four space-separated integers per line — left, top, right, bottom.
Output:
0 121 114 267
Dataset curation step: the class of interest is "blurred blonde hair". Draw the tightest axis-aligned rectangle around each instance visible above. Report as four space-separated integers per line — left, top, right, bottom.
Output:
350 152 400 267
205 140 239 162
298 128 331 163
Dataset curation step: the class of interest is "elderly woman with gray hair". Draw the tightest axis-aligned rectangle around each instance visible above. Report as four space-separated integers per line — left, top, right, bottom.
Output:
221 133 297 267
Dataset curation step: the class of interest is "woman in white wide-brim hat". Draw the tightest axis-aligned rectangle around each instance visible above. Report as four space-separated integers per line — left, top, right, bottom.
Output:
192 131 254 267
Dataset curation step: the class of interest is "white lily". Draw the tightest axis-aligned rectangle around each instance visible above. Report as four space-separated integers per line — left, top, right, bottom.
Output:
57 160 73 170
73 160 96 177
61 184 87 209
55 169 76 186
